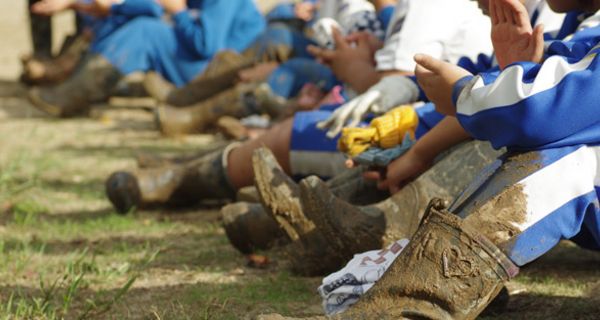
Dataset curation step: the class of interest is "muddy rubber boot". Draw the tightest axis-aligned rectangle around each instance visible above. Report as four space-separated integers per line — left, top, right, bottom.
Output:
300 175 435 259
106 145 238 214
253 147 389 241
144 50 256 106
21 32 90 85
252 148 310 242
156 83 258 136
298 140 501 260
252 148 388 275
226 169 385 256
343 199 519 320
156 82 288 136
28 54 121 117
221 201 288 254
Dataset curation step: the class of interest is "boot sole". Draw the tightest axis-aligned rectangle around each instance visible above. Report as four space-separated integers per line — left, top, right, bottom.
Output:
252 148 300 241
27 87 65 117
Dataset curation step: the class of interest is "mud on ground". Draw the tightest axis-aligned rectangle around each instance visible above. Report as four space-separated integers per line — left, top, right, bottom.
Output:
0 1 599 319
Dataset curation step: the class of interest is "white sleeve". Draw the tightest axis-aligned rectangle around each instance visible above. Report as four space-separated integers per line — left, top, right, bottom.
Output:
375 0 492 72
317 0 374 21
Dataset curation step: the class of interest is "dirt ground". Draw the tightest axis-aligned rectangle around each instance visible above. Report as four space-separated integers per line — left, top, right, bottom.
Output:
0 1 599 319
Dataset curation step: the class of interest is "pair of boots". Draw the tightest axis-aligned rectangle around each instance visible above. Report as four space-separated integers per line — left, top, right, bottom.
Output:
221 156 388 255
26 50 263 119
247 141 502 276
28 44 289 119
145 46 294 136
155 81 289 136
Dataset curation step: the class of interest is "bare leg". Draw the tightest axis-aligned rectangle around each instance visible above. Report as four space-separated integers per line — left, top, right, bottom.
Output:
227 118 293 189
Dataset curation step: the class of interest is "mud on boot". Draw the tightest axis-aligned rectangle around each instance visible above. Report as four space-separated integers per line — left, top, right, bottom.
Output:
298 141 502 263
105 165 187 214
343 199 519 320
252 148 388 275
28 54 121 117
144 50 256 106
106 146 237 214
156 82 265 136
252 147 314 242
21 32 90 85
221 201 288 254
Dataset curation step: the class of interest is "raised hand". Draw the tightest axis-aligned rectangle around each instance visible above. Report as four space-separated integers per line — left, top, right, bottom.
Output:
490 0 544 69
414 54 471 116
307 27 373 83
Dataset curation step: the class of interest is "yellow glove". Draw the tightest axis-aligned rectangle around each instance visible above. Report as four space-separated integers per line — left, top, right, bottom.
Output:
338 106 418 157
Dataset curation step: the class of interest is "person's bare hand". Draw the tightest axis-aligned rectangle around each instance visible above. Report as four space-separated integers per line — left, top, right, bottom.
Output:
31 0 75 16
363 148 433 194
158 0 186 14
294 2 316 21
414 54 471 116
307 28 374 83
345 31 384 57
490 0 544 69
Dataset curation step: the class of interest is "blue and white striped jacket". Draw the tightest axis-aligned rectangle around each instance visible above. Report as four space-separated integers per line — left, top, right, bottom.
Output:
454 11 600 151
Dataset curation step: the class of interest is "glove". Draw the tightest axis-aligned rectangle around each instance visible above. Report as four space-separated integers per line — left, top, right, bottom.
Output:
337 106 418 156
317 75 419 138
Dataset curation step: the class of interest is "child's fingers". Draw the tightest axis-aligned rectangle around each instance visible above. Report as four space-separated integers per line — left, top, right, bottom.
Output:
414 54 444 74
332 27 349 50
414 63 431 79
491 0 506 24
532 24 545 61
307 45 335 61
489 0 500 25
497 0 512 23
345 158 356 168
363 171 382 181
504 0 530 26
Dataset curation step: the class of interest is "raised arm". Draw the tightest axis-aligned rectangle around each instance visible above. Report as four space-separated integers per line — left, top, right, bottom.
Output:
455 42 600 150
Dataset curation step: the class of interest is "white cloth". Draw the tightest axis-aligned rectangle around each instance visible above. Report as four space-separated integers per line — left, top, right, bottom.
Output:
375 0 493 71
318 239 409 315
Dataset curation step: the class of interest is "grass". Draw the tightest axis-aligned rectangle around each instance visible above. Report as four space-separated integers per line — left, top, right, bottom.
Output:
0 100 599 319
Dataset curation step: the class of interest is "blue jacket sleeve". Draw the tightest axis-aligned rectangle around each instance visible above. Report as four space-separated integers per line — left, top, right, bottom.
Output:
172 0 265 58
377 5 395 31
454 38 600 150
456 53 498 75
110 0 163 18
